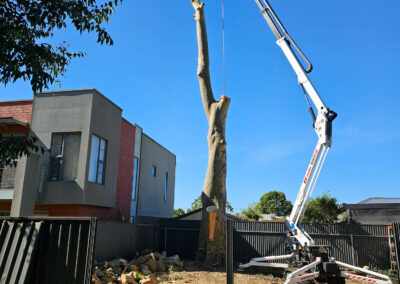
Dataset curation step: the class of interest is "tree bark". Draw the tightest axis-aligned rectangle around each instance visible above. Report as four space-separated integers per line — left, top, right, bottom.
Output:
190 0 230 266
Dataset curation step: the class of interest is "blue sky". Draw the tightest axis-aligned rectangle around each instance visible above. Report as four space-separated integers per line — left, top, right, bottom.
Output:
1 0 400 212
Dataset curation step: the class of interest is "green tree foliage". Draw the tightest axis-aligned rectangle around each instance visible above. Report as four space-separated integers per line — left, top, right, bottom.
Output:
188 195 202 212
303 193 344 224
0 134 43 166
0 0 122 93
258 190 293 216
241 203 261 221
0 0 122 165
187 195 234 212
173 208 185 218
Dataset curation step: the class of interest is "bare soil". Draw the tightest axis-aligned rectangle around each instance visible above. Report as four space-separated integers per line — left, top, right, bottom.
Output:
156 261 367 284
158 269 284 284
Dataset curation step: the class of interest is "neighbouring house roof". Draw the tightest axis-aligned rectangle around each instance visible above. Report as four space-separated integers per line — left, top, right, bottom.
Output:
258 214 284 221
343 197 400 225
344 197 400 210
358 197 400 204
0 117 28 127
344 203 400 209
175 208 246 222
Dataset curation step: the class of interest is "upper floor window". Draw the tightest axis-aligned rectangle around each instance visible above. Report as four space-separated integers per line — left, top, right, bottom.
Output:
164 172 168 203
88 135 107 184
49 133 81 181
152 166 157 177
132 157 139 200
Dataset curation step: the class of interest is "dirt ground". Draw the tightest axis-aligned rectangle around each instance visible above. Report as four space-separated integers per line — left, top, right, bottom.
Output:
158 269 284 284
156 262 366 284
157 268 373 284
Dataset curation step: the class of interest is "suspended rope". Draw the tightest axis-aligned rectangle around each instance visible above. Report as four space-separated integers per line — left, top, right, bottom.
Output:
222 0 225 95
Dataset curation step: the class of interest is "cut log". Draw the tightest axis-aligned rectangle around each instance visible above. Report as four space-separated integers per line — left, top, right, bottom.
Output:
121 273 137 284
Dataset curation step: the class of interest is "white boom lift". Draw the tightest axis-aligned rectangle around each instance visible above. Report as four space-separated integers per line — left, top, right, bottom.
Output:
240 1 393 284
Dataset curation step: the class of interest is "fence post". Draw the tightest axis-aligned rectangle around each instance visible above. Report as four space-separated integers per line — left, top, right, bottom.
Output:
392 223 400 280
226 219 234 284
164 227 168 252
350 234 355 266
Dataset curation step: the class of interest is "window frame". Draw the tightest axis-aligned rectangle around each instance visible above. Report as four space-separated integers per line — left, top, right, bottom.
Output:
48 132 81 181
152 165 157 177
132 156 139 200
88 134 108 185
48 133 65 181
164 172 168 203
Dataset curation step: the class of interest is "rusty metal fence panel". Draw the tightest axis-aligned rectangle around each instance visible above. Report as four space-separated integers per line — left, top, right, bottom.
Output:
159 219 390 270
0 217 97 284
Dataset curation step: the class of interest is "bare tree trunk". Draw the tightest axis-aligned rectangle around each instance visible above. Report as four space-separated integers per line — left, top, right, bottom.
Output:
190 0 230 266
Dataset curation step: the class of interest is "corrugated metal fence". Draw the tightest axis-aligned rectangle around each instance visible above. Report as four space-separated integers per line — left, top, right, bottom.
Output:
0 217 97 284
158 219 390 269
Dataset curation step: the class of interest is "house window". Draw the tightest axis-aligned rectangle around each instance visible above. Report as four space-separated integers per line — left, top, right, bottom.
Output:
49 133 81 181
152 166 156 177
88 135 107 184
164 172 168 203
132 157 139 200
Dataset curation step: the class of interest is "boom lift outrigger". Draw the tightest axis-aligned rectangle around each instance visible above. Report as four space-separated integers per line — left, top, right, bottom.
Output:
240 1 393 284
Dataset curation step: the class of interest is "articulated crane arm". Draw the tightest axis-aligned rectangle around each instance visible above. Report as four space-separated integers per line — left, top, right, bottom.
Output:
240 1 393 284
254 0 337 247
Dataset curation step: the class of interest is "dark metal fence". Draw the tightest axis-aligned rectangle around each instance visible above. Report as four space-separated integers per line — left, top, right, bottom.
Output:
0 217 97 284
158 219 201 259
158 219 390 270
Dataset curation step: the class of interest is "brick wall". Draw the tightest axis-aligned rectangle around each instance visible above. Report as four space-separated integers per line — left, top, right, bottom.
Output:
0 100 33 123
0 100 33 135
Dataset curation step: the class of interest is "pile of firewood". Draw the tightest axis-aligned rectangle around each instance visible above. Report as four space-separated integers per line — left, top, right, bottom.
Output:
92 250 183 284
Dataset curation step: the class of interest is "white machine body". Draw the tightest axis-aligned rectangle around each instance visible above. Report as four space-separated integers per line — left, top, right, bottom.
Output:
240 1 393 283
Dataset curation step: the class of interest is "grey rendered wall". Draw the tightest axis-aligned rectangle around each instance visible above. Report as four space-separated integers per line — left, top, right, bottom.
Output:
29 89 121 207
10 154 40 216
84 90 122 207
137 134 175 218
